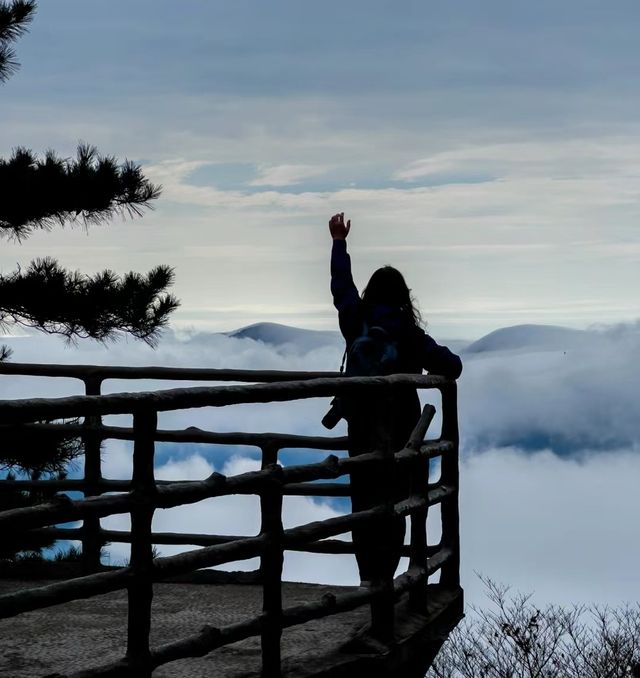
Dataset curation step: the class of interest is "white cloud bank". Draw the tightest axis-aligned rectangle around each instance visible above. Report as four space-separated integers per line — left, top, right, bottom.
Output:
461 447 640 606
459 323 640 454
2 321 640 604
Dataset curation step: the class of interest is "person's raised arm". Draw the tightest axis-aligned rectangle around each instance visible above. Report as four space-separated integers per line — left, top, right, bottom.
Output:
329 212 362 344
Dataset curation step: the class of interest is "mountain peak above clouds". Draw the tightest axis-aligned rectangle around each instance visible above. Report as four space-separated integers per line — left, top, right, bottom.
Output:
225 322 472 356
225 322 341 350
465 324 595 354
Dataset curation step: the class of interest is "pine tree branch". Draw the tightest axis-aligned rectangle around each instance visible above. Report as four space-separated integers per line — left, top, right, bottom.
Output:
0 0 36 82
0 258 180 344
0 145 162 238
0 420 82 477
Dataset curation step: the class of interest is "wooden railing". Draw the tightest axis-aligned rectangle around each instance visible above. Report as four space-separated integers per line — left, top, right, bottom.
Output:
0 363 460 678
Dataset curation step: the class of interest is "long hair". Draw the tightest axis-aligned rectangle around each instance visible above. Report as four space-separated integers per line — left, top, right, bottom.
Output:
361 265 422 328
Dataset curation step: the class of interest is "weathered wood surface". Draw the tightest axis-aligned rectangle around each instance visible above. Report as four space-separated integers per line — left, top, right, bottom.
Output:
0 579 462 678
0 373 451 423
0 364 460 675
0 568 133 617
439 383 460 589
0 362 341 382
0 579 366 678
26 527 440 557
3 422 349 450
126 411 158 675
0 442 453 531
259 448 285 676
0 538 452 621
82 377 103 573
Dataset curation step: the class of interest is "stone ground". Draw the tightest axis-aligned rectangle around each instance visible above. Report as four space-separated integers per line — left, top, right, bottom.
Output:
0 579 370 678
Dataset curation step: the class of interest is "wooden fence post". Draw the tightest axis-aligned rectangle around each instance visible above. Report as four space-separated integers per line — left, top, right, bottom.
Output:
408 405 436 612
369 388 396 641
82 377 103 573
126 409 157 676
259 444 284 677
439 383 460 589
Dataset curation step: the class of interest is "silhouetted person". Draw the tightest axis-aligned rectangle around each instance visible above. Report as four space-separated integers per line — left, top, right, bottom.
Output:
329 212 462 586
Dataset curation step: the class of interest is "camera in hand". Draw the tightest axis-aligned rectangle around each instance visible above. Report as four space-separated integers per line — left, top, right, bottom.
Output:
321 397 344 429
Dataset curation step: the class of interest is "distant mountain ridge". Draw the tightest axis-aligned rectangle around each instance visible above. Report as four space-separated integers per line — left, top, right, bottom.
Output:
222 321 603 356
464 324 594 353
225 322 341 350
225 322 471 352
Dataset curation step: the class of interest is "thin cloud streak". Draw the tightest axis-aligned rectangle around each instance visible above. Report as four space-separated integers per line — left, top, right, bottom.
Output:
250 164 330 187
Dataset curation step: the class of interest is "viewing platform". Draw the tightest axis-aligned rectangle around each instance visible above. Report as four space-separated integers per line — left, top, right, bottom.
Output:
0 363 463 677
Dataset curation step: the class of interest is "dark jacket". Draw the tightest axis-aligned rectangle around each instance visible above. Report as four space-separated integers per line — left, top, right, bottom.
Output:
330 239 463 380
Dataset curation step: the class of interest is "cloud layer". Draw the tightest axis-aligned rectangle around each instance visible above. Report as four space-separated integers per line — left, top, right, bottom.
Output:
460 323 640 454
3 321 640 604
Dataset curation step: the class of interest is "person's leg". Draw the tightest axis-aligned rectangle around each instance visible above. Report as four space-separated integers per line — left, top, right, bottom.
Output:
348 458 378 583
348 393 417 585
387 394 420 578
348 411 383 584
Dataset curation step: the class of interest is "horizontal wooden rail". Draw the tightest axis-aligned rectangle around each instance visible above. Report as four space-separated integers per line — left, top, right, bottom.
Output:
425 483 456 506
6 422 349 450
0 478 354 496
394 487 455 517
31 526 337 552
31 526 437 557
0 456 343 531
0 511 370 618
0 534 268 619
1 476 450 498
151 507 385 581
0 373 452 423
0 362 340 382
0 493 452 619
0 492 135 532
0 568 133 618
0 478 354 495
0 442 453 531
0 511 377 618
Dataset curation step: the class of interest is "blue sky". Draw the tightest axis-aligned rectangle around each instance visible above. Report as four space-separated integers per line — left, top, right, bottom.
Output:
2 1 640 337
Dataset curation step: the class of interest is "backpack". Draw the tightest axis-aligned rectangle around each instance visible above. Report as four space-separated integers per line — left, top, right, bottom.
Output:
342 323 400 377
322 324 400 428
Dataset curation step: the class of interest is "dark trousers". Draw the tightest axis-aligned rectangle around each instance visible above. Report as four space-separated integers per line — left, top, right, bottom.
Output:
347 389 419 583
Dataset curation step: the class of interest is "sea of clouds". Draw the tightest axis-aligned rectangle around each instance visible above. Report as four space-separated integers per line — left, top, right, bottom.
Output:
2 320 640 607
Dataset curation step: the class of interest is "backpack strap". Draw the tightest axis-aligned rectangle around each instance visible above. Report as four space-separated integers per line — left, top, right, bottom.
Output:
339 347 347 374
340 321 368 374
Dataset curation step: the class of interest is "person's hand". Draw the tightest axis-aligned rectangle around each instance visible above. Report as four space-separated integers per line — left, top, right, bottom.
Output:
329 212 351 240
